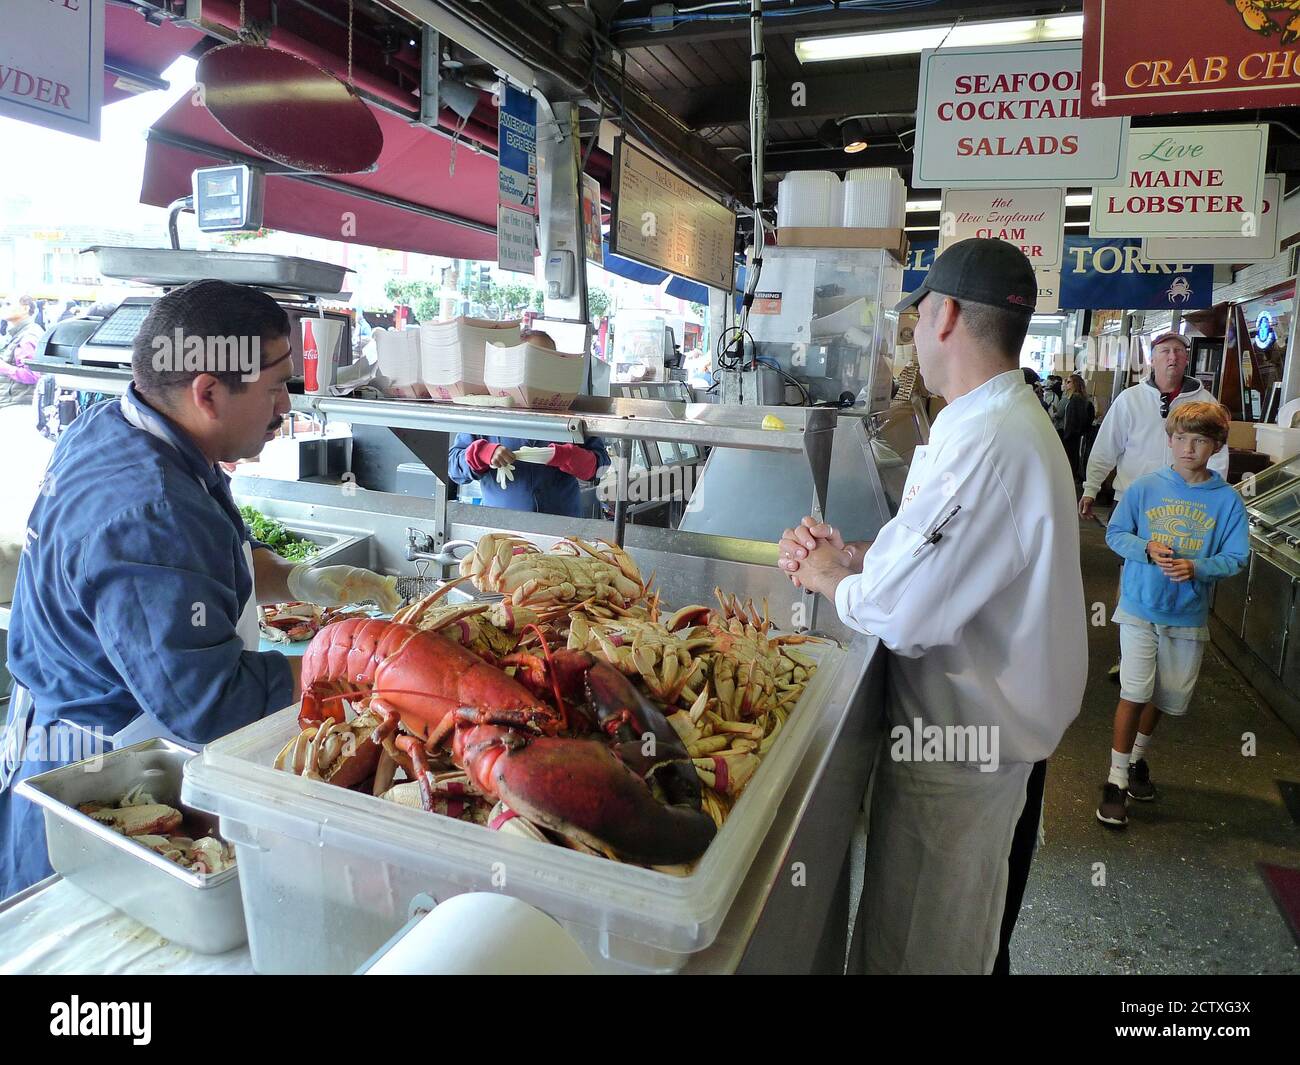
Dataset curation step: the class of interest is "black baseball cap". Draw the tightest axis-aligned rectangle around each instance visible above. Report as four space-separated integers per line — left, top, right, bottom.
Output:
896 237 1037 316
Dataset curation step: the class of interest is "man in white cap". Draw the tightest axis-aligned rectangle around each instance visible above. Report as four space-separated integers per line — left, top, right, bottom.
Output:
780 238 1087 973
1080 332 1227 521
1080 332 1228 678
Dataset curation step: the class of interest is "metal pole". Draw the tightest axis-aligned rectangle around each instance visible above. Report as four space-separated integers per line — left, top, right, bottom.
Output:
612 437 631 547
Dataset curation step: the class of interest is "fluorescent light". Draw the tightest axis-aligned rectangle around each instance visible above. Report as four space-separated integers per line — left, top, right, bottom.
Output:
1064 221 1091 228
796 15 1083 63
906 199 942 213
1065 193 1093 207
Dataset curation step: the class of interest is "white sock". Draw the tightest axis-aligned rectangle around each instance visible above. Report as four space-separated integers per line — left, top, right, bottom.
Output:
1108 749 1130 788
1130 732 1153 766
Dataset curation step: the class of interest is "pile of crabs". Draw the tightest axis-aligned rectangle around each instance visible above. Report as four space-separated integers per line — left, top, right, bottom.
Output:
273 534 823 871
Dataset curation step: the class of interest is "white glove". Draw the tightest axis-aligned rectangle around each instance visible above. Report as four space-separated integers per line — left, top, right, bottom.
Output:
512 446 556 465
495 464 516 490
287 564 401 612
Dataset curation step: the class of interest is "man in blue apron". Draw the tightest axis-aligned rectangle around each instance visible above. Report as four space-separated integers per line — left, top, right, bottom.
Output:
448 332 608 518
0 280 398 900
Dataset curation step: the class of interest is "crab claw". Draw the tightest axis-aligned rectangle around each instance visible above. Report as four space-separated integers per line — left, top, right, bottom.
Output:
487 736 716 865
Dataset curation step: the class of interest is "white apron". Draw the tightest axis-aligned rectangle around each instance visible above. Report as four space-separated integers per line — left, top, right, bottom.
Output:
854 750 1033 974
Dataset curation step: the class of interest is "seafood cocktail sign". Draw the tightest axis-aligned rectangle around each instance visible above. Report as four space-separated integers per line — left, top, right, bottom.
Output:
911 41 1129 188
1082 0 1300 116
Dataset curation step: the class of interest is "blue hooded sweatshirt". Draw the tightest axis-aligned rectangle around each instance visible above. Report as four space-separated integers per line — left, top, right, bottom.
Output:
1106 465 1249 628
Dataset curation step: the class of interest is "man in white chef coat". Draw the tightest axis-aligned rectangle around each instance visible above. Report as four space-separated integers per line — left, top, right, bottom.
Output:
781 239 1087 974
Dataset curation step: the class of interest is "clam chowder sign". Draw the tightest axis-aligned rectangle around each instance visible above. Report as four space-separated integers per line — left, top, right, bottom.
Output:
939 188 1064 269
1 0 103 139
1090 124 1268 238
912 42 1128 189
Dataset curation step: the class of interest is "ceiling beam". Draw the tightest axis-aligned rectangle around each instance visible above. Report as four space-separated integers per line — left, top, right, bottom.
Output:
611 0 1081 48
756 143 913 173
665 64 919 129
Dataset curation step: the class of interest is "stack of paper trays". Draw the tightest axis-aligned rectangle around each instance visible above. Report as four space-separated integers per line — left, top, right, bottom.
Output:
484 341 587 410
371 326 426 397
419 317 521 400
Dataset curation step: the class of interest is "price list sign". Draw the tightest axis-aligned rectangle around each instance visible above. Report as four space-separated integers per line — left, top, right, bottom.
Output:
610 139 736 290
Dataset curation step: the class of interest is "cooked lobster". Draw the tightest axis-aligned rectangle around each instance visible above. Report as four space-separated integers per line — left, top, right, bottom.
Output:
297 618 716 865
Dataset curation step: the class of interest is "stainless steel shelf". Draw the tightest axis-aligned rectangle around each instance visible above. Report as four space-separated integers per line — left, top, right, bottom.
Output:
28 360 132 395
299 393 836 452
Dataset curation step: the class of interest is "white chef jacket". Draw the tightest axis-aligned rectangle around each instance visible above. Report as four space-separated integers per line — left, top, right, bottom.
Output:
835 368 1088 765
1082 376 1228 501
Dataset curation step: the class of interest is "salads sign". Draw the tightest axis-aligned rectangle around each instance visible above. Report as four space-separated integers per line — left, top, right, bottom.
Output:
1082 0 1300 118
912 42 1128 188
1090 124 1268 237
1 0 103 140
938 187 1065 268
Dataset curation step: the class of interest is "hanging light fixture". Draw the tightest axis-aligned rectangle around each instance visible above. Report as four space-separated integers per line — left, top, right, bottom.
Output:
840 117 869 154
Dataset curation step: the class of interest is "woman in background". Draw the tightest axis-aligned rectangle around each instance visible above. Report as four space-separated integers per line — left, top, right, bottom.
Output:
1060 373 1095 483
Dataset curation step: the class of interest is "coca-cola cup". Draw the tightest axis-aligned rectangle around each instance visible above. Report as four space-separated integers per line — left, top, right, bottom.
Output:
302 316 344 396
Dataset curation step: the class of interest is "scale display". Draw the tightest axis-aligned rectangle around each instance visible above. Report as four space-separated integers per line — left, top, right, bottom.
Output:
610 139 736 291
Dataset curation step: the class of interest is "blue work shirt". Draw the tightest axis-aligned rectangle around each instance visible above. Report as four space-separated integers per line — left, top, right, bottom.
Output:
448 434 609 518
0 386 294 899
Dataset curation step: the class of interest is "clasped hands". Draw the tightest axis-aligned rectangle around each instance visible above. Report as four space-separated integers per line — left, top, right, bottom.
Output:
778 516 860 599
1146 540 1195 583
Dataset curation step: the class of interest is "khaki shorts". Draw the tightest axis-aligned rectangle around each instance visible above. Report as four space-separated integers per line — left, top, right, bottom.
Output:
1117 617 1207 716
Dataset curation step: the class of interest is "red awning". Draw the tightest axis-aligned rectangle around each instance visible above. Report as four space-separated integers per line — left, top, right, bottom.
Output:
104 5 204 105
140 94 499 259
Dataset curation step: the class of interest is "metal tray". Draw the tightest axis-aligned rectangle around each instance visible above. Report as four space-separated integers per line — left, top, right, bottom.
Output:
86 246 351 295
15 738 247 954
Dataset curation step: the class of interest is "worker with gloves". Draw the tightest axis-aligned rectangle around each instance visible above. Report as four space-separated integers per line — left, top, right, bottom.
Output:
0 281 398 900
449 330 608 518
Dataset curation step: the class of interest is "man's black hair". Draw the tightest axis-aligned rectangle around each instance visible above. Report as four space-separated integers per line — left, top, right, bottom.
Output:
955 299 1033 361
131 279 290 401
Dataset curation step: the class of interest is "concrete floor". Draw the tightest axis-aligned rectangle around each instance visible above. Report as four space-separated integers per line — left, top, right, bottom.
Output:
1008 517 1300 974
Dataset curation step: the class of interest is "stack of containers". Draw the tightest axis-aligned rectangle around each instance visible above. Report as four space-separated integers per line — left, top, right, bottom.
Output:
841 167 906 229
484 339 588 410
775 171 841 229
419 318 521 400
371 326 426 397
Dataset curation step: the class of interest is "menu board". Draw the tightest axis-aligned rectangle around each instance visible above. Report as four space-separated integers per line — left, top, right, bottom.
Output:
610 138 736 290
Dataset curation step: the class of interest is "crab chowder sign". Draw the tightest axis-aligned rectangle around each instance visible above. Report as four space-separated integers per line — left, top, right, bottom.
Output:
1082 0 1300 117
912 42 1128 188
1090 124 1268 238
1 0 104 139
939 188 1065 268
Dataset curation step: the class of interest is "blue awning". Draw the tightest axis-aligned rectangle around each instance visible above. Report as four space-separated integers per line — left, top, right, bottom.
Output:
600 241 722 305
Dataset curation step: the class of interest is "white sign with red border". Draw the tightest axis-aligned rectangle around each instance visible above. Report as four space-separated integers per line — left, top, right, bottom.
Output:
0 0 103 140
939 188 1065 269
1143 174 1282 264
1090 124 1268 238
912 42 1128 189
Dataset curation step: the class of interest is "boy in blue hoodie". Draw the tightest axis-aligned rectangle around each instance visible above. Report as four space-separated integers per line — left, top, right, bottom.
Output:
1096 401 1248 828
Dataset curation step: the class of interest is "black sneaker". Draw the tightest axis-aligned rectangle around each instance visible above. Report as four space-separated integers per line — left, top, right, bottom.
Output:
1096 782 1128 827
1127 759 1156 801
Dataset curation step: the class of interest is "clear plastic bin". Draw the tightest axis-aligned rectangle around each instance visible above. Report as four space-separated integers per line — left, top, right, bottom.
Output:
182 642 847 973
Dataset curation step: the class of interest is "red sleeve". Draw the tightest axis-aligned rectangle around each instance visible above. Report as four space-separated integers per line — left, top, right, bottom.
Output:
465 439 499 474
548 443 598 482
